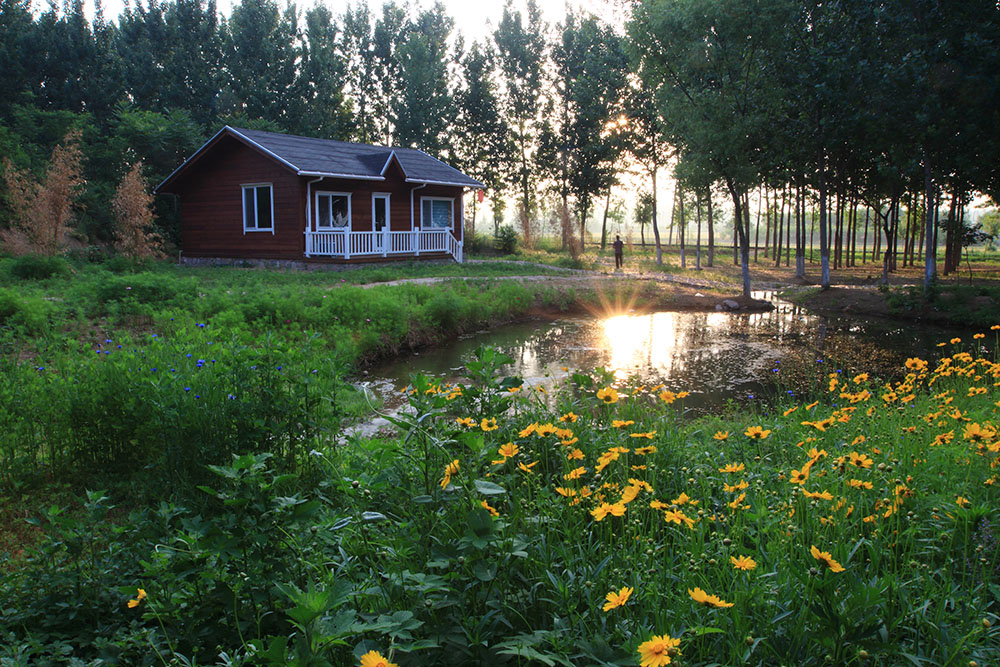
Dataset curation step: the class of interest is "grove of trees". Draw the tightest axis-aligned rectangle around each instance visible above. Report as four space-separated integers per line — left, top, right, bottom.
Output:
1 0 998 292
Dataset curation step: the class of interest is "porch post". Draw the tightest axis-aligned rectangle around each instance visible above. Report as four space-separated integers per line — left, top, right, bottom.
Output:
383 225 388 257
344 227 351 260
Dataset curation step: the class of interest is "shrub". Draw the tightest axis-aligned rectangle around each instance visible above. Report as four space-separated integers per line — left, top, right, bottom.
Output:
9 254 71 280
494 225 519 254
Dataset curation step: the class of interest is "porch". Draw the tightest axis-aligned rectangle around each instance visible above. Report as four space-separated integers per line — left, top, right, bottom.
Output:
304 228 463 262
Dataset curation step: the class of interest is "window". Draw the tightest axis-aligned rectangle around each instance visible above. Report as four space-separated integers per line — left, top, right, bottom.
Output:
316 192 351 229
372 193 390 231
420 197 453 229
242 184 273 232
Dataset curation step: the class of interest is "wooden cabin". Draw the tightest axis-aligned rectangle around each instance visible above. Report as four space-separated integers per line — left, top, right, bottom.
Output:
155 126 483 264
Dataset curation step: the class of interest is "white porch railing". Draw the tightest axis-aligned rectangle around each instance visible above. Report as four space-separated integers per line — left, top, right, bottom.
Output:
305 228 463 262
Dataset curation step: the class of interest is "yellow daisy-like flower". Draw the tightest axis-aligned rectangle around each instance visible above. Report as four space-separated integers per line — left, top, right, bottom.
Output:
956 496 970 508
127 588 147 609
723 480 748 493
712 430 730 441
744 426 771 439
602 586 634 612
517 461 538 474
950 337 962 344
612 419 635 428
718 462 745 474
783 406 799 416
688 587 734 608
801 489 834 501
597 387 619 404
633 445 658 455
481 500 499 517
480 417 499 432
637 634 681 667
497 442 519 459
564 466 586 480
659 390 677 404
359 650 398 667
554 487 576 497
810 545 845 573
440 459 460 489
560 412 579 423
731 555 757 571
630 431 657 439
455 417 476 427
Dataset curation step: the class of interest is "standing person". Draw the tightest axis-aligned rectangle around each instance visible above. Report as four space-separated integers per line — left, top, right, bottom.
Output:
613 235 624 269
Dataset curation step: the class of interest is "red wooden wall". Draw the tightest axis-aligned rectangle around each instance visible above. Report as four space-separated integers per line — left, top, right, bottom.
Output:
167 135 465 261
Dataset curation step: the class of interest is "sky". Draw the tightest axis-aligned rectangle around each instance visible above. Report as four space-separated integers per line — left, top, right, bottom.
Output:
80 0 626 42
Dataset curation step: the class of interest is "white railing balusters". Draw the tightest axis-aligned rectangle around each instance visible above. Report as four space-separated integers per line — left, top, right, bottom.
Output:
307 230 461 261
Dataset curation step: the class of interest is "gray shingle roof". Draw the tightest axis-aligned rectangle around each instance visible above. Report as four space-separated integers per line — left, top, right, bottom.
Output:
157 126 484 192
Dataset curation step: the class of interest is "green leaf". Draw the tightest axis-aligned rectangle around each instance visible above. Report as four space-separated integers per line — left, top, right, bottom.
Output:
474 479 506 496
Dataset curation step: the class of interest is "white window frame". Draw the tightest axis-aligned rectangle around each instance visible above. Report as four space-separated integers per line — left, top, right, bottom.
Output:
241 183 274 234
315 191 352 230
372 192 391 231
420 196 454 229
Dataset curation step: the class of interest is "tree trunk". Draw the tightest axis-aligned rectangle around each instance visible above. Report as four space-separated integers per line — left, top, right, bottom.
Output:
695 189 702 270
600 187 611 251
818 160 830 289
753 188 763 263
679 188 686 268
862 205 869 264
706 188 715 267
651 165 662 266
726 178 752 297
795 182 805 278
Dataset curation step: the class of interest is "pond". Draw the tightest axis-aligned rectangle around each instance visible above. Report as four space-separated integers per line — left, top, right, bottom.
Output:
362 291 979 417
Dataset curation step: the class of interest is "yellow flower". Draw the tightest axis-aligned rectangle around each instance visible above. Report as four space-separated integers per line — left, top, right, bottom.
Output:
801 489 834 501
744 426 771 439
637 634 681 667
810 545 845 573
602 586 634 612
554 487 576 497
612 419 635 428
630 431 657 439
567 448 585 460
517 461 538 473
670 492 697 506
440 459 460 489
783 406 799 416
455 417 476 427
508 385 522 393
597 387 619 404
564 466 586 480
359 650 398 667
848 452 874 469
718 462 745 473
518 422 538 437
497 442 519 459
659 390 677 404
956 496 970 508
481 500 499 517
663 509 695 529
712 430 730 441
688 587 734 608
560 412 579 423
480 417 498 432
848 479 873 490
950 337 961 344
853 373 869 383
634 445 658 455
723 480 748 493
127 588 147 609
731 555 757 571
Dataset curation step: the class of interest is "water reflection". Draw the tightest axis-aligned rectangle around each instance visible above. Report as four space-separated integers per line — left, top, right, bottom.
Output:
366 293 970 415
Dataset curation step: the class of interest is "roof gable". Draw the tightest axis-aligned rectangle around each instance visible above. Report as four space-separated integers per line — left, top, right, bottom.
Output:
156 126 484 193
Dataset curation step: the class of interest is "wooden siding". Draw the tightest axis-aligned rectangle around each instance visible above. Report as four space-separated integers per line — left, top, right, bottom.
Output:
170 135 464 260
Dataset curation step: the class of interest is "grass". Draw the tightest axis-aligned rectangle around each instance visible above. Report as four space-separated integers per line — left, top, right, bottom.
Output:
1 331 999 664
1 252 999 664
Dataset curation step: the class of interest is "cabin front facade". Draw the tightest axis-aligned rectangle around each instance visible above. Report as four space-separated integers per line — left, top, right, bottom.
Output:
155 126 483 264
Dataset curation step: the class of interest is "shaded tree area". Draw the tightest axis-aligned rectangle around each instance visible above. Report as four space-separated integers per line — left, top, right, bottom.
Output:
1 0 998 278
629 0 1000 294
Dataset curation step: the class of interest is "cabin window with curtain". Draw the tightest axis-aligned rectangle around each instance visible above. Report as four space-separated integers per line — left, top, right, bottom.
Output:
316 192 351 229
420 197 453 229
242 184 274 232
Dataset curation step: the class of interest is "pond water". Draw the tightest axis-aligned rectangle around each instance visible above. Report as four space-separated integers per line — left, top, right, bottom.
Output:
362 291 978 416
